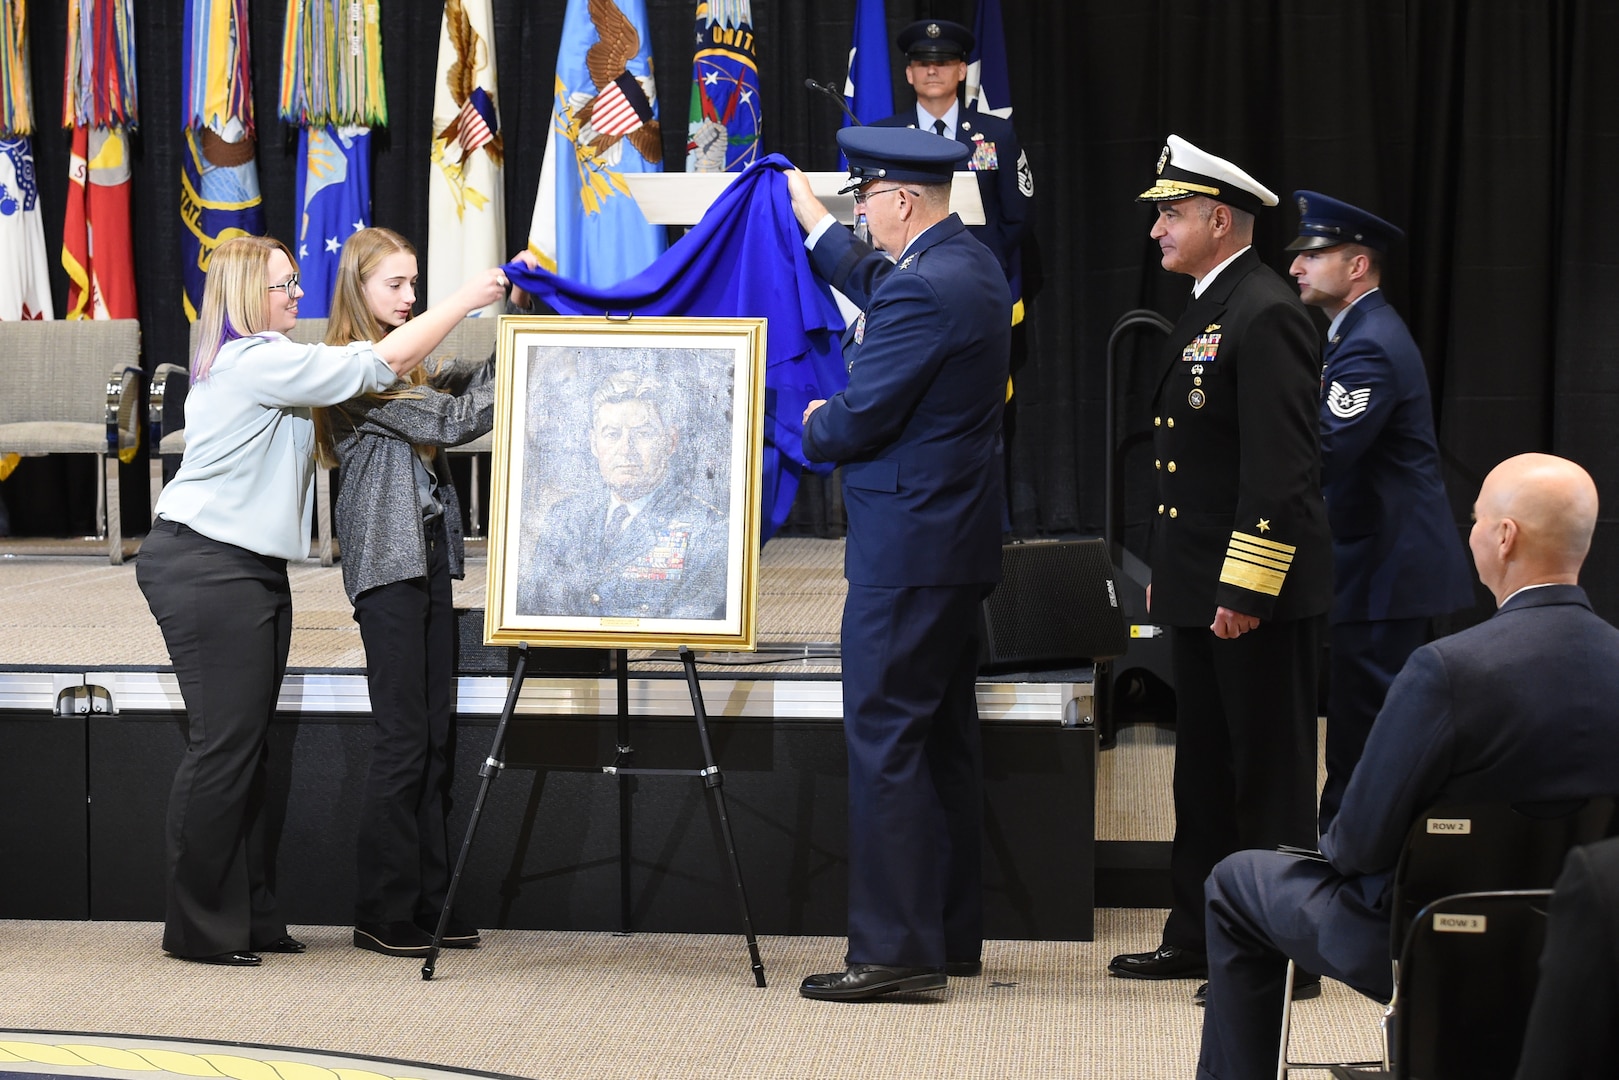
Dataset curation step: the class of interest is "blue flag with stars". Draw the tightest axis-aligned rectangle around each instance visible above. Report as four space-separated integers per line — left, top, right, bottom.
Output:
686 1 762 172
842 0 893 167
293 125 371 318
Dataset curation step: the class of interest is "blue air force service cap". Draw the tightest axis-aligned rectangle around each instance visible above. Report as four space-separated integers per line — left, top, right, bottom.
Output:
837 125 970 194
1285 191 1404 252
896 19 974 61
1136 134 1278 215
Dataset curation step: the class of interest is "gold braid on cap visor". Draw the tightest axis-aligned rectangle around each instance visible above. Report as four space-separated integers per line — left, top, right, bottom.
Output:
1137 178 1222 201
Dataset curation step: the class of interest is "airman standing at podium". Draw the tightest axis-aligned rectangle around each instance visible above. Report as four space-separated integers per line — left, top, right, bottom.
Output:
1284 191 1474 833
873 20 1033 314
1107 135 1331 991
786 125 1010 1002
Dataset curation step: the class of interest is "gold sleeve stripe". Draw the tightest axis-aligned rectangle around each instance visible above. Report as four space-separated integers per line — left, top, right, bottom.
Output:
1220 555 1287 596
1230 531 1298 556
1227 538 1293 571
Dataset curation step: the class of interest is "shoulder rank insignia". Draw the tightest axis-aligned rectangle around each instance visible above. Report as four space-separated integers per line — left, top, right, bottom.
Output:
1327 380 1371 419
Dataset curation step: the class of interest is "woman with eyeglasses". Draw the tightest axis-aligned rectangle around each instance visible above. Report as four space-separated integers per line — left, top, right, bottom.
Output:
136 235 509 967
310 228 526 959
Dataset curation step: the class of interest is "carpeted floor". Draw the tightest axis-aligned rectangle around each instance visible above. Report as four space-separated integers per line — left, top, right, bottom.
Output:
0 915 1382 1079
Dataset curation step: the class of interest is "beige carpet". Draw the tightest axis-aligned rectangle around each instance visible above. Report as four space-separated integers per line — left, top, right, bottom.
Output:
0 914 1382 1080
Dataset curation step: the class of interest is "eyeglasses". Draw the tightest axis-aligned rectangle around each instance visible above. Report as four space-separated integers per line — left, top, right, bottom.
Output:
266 274 302 296
854 187 919 205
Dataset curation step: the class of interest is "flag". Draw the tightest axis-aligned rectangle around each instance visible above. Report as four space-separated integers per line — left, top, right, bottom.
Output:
291 126 371 316
62 0 139 321
966 0 1013 118
180 0 265 322
842 0 893 162
1 1 52 322
281 0 386 318
505 155 848 540
529 0 666 289
429 0 503 313
686 0 761 173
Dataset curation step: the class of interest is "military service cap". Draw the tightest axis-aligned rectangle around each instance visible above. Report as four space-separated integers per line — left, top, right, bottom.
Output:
837 125 970 193
896 19 974 62
1137 134 1279 215
1284 190 1404 252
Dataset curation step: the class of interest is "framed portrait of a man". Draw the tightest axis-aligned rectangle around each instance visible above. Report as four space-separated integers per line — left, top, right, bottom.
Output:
484 316 766 651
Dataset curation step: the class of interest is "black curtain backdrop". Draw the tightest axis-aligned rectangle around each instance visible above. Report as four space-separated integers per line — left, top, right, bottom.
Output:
10 0 1617 623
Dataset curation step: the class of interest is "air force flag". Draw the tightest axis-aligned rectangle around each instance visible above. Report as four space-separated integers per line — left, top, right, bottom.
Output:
294 125 371 318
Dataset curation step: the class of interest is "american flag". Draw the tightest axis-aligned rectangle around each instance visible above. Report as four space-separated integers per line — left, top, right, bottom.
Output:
592 73 652 137
456 86 498 156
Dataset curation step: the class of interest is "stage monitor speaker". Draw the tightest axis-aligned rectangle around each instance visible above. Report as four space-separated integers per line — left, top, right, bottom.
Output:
979 539 1129 673
454 607 612 676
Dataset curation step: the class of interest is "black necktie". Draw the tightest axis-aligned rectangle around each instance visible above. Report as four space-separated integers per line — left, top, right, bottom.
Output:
604 504 630 550
933 118 947 137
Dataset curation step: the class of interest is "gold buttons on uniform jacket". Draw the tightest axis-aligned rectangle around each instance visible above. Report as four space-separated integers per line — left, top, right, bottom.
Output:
1169 507 1178 518
1167 417 1176 428
1158 504 1165 514
1194 376 1203 386
1155 459 1161 470
1154 416 1161 427
1168 461 1177 473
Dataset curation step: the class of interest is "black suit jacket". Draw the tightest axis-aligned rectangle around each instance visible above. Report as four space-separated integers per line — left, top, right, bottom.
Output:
1147 248 1332 625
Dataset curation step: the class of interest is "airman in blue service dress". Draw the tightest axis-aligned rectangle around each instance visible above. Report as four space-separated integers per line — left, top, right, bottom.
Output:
1109 135 1332 986
872 20 1034 310
1285 191 1475 832
792 126 1010 1002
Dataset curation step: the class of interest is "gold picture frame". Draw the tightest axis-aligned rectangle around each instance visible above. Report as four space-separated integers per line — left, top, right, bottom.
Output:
484 315 765 651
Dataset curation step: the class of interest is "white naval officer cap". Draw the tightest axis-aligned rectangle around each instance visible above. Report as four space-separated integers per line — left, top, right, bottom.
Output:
1136 134 1279 215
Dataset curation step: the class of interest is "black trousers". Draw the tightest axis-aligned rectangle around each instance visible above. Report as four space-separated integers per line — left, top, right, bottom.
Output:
1319 617 1429 833
1162 616 1322 953
135 518 292 957
841 582 986 968
351 518 456 924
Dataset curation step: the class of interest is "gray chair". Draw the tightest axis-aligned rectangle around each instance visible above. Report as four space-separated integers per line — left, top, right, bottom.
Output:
0 320 142 564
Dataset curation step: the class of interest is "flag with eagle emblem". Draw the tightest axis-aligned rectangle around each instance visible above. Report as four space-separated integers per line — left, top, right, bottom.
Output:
529 0 666 288
429 0 503 313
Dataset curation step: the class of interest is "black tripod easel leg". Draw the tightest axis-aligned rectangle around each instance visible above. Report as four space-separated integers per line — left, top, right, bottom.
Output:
423 642 529 981
679 645 767 987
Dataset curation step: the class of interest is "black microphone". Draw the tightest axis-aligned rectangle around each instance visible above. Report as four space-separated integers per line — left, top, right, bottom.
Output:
804 78 863 126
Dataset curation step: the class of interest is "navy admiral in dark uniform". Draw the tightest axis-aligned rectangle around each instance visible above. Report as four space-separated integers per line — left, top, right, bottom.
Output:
873 20 1034 318
1108 136 1332 990
785 126 1010 1001
1285 191 1474 832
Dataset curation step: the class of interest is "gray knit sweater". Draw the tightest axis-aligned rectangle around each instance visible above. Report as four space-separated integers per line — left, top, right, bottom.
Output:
328 354 495 602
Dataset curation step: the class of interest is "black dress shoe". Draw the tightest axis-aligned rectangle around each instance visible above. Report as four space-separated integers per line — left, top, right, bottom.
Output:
416 914 481 949
178 951 261 967
1108 944 1208 980
800 964 947 1001
254 935 306 954
354 921 433 957
944 960 982 977
1193 973 1322 1007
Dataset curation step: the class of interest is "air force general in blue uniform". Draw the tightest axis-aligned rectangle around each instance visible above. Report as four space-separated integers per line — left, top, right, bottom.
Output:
1285 192 1475 831
788 126 1010 1002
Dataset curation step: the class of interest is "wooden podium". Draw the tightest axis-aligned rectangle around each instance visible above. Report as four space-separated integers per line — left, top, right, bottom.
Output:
623 171 986 226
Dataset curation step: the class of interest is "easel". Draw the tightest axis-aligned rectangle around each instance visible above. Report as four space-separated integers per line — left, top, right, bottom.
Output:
421 642 766 986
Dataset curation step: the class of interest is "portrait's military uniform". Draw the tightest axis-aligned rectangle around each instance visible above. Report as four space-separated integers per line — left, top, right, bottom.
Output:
1136 136 1332 962
520 480 727 621
1285 191 1474 830
873 20 1034 310
801 127 1009 982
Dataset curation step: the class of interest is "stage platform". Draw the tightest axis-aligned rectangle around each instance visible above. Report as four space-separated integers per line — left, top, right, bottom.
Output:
0 539 1142 941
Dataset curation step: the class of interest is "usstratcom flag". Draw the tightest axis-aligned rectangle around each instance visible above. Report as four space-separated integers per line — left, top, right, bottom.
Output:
842 0 893 163
281 0 386 317
529 0 665 289
180 0 265 322
428 0 503 313
686 0 761 173
62 0 139 321
1 0 53 322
